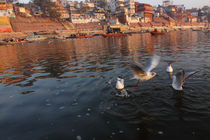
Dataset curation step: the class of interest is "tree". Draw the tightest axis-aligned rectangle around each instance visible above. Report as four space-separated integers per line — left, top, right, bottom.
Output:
201 6 210 22
32 0 61 19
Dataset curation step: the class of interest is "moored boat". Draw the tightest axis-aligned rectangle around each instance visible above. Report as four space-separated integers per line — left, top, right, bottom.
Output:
0 38 27 45
150 29 166 35
203 29 210 33
192 28 202 31
101 33 127 37
76 35 94 39
26 35 47 41
0 41 25 45
150 31 165 35
68 34 76 39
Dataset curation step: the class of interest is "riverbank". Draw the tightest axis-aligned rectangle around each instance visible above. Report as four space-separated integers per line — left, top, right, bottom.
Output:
0 25 205 41
0 16 207 43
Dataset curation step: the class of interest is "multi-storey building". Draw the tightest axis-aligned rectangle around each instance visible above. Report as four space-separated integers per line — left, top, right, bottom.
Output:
80 1 95 12
124 0 135 14
108 0 134 15
70 12 105 23
68 1 79 13
55 2 69 19
135 3 154 22
7 2 15 17
162 0 172 7
0 0 8 16
89 0 107 8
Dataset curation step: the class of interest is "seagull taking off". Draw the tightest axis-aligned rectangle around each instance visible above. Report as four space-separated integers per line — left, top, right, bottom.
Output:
172 69 199 91
130 55 161 87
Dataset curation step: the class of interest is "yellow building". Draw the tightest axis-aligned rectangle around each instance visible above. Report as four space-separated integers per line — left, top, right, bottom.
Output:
0 0 7 9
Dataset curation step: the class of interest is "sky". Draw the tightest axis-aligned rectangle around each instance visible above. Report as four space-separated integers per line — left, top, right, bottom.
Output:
18 0 210 9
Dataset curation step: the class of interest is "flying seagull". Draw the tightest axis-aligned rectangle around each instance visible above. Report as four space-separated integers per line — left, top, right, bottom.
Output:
130 55 161 86
172 69 199 90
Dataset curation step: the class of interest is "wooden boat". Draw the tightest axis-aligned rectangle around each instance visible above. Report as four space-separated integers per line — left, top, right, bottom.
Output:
192 28 202 31
0 41 26 45
0 39 27 45
68 34 76 39
76 35 94 39
101 33 127 37
150 31 165 35
56 35 67 39
26 35 47 41
203 29 210 33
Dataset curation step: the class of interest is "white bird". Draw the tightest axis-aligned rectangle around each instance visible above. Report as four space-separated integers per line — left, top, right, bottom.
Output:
116 77 124 90
166 63 173 73
172 69 199 91
130 55 161 86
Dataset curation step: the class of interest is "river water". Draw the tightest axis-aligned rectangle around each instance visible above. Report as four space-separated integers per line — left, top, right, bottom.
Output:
0 30 210 140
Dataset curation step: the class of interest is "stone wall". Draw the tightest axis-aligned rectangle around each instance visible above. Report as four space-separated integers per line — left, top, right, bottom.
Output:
74 22 103 31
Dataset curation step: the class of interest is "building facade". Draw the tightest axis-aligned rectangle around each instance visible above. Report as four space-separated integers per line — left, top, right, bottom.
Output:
0 0 8 16
135 3 154 22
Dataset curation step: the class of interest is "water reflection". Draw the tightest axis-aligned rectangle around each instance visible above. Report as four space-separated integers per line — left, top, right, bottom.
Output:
0 31 206 86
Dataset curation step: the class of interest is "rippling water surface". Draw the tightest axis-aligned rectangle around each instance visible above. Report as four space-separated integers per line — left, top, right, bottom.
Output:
0 31 210 140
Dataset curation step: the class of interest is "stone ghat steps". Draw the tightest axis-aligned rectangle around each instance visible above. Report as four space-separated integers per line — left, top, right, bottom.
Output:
61 21 75 30
10 16 65 32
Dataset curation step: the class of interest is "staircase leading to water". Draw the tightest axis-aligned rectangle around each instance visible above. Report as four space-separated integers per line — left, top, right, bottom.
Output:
62 21 75 30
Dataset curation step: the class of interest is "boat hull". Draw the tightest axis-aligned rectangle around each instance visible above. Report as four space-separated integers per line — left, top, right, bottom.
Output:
0 41 27 45
150 32 165 35
76 35 94 39
101 33 126 37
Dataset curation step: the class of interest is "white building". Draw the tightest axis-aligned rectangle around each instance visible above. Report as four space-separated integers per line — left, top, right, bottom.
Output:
162 0 172 7
124 0 135 14
108 0 135 15
70 12 105 23
60 0 69 7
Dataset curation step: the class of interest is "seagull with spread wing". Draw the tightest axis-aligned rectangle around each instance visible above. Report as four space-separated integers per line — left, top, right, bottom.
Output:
172 69 199 90
130 55 161 87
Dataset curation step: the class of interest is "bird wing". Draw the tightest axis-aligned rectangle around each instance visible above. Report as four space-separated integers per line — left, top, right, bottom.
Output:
173 69 185 88
145 55 161 73
183 71 199 83
130 61 147 76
